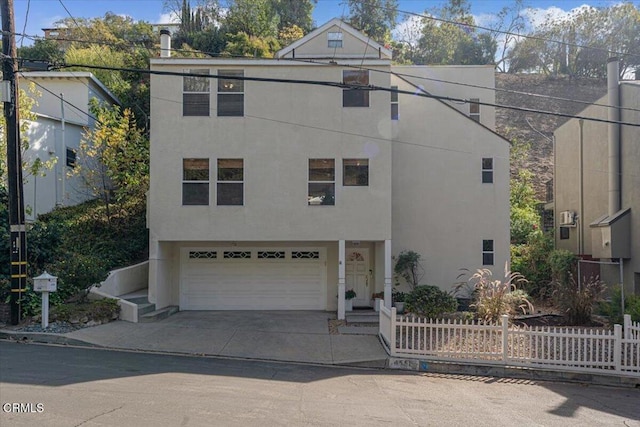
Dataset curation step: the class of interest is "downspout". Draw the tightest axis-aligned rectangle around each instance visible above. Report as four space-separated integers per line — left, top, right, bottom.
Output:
578 119 584 255
607 58 620 216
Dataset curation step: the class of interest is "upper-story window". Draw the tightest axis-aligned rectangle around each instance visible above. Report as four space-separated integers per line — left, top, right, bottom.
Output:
66 148 76 168
482 157 493 183
328 32 343 48
217 70 244 117
308 159 335 205
217 159 243 205
183 69 210 116
183 158 209 205
391 86 399 120
482 239 494 265
343 159 369 186
343 70 369 107
469 98 480 122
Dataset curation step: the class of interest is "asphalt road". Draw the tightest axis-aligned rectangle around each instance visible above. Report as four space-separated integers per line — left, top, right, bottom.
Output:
1 341 639 426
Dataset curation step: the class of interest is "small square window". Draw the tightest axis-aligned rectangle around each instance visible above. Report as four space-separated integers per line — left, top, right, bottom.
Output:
482 157 493 184
559 227 570 240
343 159 369 186
217 159 243 205
328 32 343 48
308 159 335 205
183 158 209 205
482 239 494 265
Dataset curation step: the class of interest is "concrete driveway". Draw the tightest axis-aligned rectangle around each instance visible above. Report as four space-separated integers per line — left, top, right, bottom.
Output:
43 311 388 366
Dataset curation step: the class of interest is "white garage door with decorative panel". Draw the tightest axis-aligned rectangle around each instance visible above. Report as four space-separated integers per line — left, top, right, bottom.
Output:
180 248 326 310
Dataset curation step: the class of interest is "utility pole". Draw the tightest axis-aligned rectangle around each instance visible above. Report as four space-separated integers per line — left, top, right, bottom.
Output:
2 0 27 325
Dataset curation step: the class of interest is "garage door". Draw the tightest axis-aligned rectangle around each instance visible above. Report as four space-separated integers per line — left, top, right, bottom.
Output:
180 248 326 310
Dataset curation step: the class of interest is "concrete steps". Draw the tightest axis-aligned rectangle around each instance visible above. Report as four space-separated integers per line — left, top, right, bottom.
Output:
337 326 379 335
139 306 179 323
346 310 379 325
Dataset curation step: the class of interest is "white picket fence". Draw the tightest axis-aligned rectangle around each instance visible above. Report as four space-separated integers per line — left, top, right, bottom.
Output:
379 306 640 377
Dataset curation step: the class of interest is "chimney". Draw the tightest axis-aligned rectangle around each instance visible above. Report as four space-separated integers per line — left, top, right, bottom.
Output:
607 57 620 216
160 29 171 58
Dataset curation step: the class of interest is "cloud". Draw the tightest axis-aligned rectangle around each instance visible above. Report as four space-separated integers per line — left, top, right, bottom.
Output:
523 4 594 30
41 15 64 29
157 12 180 24
392 15 422 46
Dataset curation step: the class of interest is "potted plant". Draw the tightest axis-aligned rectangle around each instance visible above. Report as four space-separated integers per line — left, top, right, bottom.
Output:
372 291 384 312
345 289 356 311
393 291 406 314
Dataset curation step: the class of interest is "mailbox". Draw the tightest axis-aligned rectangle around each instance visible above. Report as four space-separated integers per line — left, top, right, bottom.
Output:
33 271 57 292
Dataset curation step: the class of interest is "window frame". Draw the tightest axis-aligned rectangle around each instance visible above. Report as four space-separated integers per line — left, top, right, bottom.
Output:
343 159 369 186
482 157 494 184
482 239 494 266
216 158 244 206
308 158 335 206
217 69 244 117
183 69 210 117
559 227 570 240
391 85 399 120
469 98 480 122
342 70 370 108
66 147 76 169
182 158 210 206
327 31 343 48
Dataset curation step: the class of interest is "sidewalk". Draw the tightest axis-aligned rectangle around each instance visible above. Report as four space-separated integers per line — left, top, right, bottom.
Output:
0 311 389 367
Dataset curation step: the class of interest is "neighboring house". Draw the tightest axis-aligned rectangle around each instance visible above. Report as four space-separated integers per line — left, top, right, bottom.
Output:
147 19 510 318
19 71 120 220
553 59 640 295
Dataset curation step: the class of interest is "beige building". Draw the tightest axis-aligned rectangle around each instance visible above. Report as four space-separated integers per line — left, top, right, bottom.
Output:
554 61 639 295
147 19 510 318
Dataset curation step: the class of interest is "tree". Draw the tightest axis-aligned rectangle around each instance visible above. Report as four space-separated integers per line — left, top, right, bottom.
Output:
486 0 527 73
270 0 316 34
223 32 280 58
508 3 640 77
70 100 149 220
223 0 280 39
412 0 496 65
17 39 64 65
347 0 398 44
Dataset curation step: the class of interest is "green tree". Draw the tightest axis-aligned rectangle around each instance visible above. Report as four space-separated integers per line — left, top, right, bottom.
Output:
413 0 495 65
224 0 280 39
223 32 281 57
70 100 149 220
270 0 316 33
17 39 64 64
347 0 398 44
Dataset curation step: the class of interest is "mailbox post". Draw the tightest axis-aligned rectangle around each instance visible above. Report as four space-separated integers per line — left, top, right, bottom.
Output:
33 271 57 329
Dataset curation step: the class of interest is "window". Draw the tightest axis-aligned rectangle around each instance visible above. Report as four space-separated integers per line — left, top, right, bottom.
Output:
482 240 494 265
217 159 243 205
469 98 480 122
343 70 369 107
308 159 335 205
559 227 570 240
217 70 244 116
66 147 76 168
391 86 399 120
183 69 210 116
328 32 343 48
482 158 493 183
343 159 369 186
183 158 209 205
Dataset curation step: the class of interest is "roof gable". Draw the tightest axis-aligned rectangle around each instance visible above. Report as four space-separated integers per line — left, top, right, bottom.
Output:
276 18 392 60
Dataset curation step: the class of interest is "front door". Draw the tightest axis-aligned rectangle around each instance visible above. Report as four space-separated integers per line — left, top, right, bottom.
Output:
346 248 370 307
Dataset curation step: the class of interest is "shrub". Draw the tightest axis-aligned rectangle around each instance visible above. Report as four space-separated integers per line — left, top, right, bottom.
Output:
405 285 457 318
553 275 606 325
598 285 640 324
548 249 577 286
464 264 533 323
511 233 553 299
51 298 120 323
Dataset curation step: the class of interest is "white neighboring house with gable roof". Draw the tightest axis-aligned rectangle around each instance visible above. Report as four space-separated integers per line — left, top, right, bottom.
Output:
147 18 510 319
18 72 120 220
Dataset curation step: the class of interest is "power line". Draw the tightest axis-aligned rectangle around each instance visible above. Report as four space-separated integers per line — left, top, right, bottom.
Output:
369 1 640 60
50 61 640 128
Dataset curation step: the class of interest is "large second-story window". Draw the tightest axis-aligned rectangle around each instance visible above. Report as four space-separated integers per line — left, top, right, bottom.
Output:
218 70 244 116
343 70 369 107
343 159 369 186
217 159 244 205
183 158 209 205
183 69 210 116
308 159 335 205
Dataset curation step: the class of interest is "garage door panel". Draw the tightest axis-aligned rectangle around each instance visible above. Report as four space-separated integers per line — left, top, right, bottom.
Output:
181 250 325 310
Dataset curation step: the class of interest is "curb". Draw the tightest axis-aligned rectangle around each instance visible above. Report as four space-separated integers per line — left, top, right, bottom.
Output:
0 330 100 348
388 357 640 388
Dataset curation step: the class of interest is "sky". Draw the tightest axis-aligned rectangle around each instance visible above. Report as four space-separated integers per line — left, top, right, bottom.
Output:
11 0 638 47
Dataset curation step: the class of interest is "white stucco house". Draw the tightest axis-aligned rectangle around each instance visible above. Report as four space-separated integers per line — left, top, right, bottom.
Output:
18 72 120 220
147 19 510 319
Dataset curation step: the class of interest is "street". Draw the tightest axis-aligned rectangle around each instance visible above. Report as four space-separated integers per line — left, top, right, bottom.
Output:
1 341 639 426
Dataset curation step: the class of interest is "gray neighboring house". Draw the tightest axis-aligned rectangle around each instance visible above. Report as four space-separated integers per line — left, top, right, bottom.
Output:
18 72 120 220
147 19 510 319
553 59 639 295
